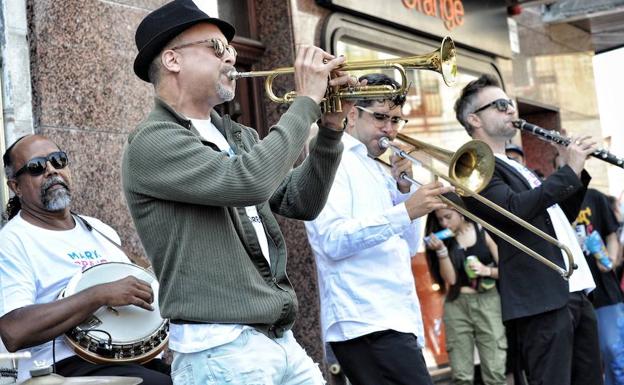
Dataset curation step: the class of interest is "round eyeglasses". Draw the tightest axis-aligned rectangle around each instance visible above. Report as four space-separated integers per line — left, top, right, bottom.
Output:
356 106 408 129
170 38 237 59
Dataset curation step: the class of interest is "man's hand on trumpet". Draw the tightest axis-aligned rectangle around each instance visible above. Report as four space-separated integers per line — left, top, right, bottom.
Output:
293 45 350 105
293 45 364 131
321 72 366 131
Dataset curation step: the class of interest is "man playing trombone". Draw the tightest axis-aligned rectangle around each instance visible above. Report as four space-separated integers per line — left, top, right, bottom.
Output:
305 73 453 385
455 74 602 385
123 1 358 384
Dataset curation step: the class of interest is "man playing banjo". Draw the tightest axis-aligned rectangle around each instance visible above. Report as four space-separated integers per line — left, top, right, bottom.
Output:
0 134 171 384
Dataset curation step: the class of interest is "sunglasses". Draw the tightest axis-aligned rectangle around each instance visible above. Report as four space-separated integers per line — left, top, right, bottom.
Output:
473 98 514 114
13 151 69 178
170 38 237 59
356 106 408 128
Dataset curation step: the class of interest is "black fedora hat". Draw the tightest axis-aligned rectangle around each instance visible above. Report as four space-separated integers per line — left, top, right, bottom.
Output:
134 0 235 82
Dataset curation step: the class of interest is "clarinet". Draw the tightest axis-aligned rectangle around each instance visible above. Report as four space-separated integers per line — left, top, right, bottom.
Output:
512 119 624 169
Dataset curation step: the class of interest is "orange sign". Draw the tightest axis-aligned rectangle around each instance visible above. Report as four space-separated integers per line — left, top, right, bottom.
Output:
402 0 465 31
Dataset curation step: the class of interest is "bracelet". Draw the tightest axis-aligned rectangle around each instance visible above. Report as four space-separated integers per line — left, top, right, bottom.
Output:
436 248 449 258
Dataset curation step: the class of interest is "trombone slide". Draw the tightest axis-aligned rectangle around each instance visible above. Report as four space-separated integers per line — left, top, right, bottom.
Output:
378 136 575 279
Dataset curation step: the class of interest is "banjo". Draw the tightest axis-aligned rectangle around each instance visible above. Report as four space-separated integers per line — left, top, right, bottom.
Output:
59 262 169 364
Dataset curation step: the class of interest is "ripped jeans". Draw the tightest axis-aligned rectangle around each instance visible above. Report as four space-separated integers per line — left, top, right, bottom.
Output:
171 329 325 385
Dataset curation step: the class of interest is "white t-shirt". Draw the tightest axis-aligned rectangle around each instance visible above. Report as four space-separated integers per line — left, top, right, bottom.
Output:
0 213 131 381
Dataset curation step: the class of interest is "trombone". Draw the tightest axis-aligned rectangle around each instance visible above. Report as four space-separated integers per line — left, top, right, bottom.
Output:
228 37 458 113
379 134 576 279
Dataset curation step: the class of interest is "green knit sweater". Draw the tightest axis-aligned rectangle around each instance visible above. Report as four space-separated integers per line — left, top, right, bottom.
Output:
122 96 343 336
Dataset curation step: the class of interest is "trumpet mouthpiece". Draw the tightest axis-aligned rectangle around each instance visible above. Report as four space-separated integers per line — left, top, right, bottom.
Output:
228 71 239 81
378 137 391 149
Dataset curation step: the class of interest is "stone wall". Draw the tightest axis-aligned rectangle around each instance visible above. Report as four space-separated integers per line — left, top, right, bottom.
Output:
26 0 166 264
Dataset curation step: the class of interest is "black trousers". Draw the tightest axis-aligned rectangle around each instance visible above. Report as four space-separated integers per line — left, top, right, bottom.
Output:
55 355 172 385
511 292 603 385
330 330 433 385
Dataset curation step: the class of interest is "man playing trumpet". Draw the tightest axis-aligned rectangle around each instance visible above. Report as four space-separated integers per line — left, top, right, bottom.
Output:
123 0 359 384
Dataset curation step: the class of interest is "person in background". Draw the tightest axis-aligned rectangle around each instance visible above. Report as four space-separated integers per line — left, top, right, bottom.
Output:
505 144 525 165
424 192 506 385
555 154 624 385
605 195 623 275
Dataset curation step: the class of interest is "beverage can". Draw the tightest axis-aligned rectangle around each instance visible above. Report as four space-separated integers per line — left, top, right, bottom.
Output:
464 255 479 279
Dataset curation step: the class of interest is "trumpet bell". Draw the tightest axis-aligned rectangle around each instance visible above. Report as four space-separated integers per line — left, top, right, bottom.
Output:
440 36 458 86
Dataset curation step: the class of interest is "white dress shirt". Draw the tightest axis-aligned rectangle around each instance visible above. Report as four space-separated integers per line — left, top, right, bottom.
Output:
305 133 425 346
498 155 595 293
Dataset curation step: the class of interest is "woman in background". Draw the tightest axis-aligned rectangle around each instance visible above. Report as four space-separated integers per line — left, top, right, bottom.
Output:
424 193 506 385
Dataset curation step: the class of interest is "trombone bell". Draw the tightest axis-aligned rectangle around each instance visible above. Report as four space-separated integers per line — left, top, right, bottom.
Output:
393 133 494 195
449 140 495 195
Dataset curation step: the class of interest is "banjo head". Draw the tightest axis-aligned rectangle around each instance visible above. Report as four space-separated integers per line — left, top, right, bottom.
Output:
61 262 169 364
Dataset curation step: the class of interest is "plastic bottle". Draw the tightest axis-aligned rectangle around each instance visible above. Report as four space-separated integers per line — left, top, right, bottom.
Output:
585 231 613 270
424 228 454 243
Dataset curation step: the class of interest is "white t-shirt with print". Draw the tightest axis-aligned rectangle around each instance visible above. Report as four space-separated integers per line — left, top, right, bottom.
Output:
0 213 131 381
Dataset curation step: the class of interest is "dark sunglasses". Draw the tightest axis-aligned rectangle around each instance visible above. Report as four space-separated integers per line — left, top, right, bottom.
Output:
473 98 514 114
170 38 237 59
356 106 408 127
13 151 69 178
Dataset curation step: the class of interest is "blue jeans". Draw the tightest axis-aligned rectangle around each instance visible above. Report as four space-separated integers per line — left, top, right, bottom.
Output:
171 329 325 385
595 302 624 385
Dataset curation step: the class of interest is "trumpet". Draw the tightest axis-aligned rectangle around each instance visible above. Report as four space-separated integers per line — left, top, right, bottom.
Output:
228 37 457 113
513 120 624 169
379 134 576 279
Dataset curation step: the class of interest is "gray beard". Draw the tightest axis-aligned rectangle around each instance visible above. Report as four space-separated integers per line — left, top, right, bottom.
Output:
216 82 235 102
41 176 72 211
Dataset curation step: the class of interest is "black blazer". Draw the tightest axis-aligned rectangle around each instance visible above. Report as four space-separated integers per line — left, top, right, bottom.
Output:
463 158 590 321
